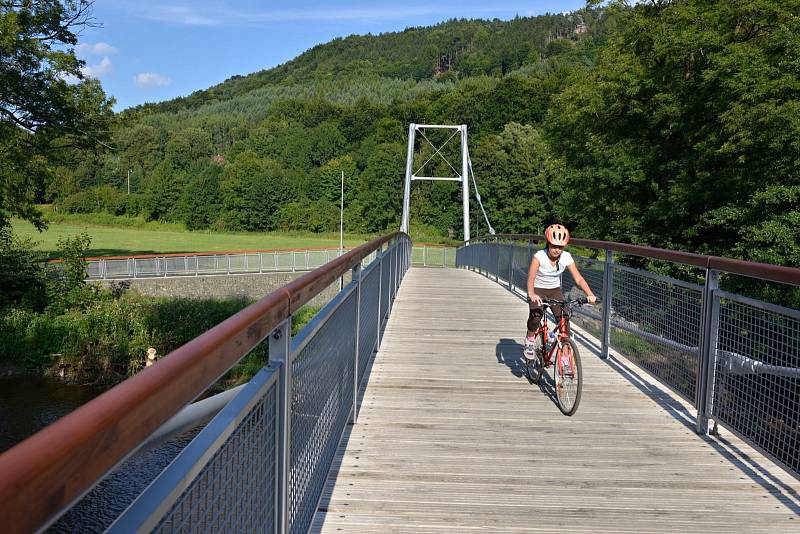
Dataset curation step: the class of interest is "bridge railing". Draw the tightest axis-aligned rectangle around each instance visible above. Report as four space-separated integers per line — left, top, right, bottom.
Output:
410 245 456 268
0 232 411 534
457 235 800 479
83 248 354 279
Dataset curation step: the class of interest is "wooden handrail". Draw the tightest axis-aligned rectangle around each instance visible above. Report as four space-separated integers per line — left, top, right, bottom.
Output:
0 232 407 534
469 234 800 287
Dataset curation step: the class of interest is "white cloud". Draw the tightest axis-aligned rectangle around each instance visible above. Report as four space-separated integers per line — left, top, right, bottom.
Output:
76 42 118 56
81 56 113 78
134 72 173 88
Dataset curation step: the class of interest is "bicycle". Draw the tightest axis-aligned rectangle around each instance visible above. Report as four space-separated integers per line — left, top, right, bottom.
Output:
524 297 592 416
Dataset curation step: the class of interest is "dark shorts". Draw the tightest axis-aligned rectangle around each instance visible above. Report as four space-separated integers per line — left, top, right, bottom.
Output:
527 287 565 332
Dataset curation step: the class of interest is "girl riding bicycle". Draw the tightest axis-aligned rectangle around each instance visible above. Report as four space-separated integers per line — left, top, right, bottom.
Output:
524 224 596 358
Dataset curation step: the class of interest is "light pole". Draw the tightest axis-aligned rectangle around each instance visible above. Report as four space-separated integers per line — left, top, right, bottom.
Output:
339 170 345 290
127 169 132 194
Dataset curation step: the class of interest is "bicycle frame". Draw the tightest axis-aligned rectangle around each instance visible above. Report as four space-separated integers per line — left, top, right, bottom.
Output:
532 298 585 366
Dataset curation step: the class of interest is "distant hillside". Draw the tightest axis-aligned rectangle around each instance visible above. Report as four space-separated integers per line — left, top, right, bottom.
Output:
135 11 605 115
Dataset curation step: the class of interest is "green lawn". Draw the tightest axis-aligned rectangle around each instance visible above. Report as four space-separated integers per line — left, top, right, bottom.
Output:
12 219 370 259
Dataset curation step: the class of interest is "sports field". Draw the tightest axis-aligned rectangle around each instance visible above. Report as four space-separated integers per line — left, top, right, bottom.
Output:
12 219 369 259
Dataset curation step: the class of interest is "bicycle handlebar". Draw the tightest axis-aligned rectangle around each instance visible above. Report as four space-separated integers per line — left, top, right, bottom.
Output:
539 297 600 306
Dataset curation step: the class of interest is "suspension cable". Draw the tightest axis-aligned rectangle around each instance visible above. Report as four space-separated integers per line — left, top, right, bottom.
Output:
467 155 495 235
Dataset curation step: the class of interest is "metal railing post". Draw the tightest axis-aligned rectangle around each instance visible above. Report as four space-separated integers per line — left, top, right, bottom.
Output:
352 263 361 424
394 242 400 293
601 249 614 360
495 238 500 283
269 318 292 534
390 243 396 304
507 243 513 291
377 247 384 347
696 269 720 434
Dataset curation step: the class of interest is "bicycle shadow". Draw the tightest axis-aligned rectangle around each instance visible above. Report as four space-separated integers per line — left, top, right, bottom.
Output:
496 338 558 406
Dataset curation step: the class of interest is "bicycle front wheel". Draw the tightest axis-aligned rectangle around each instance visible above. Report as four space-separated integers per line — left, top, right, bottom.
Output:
554 338 582 416
525 349 544 384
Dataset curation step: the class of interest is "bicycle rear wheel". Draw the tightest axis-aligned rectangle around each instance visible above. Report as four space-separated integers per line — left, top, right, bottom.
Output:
554 338 582 416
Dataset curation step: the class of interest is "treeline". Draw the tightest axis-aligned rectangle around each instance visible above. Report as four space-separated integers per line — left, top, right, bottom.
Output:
41 1 800 269
45 13 605 236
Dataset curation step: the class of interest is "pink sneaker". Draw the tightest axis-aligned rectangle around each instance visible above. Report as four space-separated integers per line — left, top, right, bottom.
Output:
523 337 537 359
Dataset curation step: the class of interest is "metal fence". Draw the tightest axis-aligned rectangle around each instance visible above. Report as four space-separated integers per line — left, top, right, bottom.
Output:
411 246 456 268
108 236 410 533
457 237 800 479
84 249 353 279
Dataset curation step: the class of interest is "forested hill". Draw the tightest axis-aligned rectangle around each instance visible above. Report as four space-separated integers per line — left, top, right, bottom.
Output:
135 12 604 114
40 0 800 279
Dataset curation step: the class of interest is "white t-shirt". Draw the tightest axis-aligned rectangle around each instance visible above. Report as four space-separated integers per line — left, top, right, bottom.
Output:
533 249 574 289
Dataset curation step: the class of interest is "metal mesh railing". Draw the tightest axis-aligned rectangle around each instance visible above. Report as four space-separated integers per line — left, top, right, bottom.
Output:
358 263 381 382
154 381 278 533
457 237 800 480
411 246 456 267
607 265 702 402
712 294 800 474
511 243 530 291
108 236 411 533
288 292 356 533
84 249 350 280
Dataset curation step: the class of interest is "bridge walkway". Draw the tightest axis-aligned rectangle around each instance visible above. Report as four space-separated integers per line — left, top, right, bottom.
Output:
312 268 800 532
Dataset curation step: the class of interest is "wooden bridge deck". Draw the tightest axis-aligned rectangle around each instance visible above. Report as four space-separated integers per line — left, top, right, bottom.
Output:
312 268 800 533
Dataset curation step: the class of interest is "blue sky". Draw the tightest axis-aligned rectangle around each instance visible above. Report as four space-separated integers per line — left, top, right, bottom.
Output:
76 1 587 110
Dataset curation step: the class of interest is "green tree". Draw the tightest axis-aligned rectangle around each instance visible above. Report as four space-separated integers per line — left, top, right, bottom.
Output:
473 122 552 234
221 152 297 230
317 154 357 203
0 233 47 312
164 127 213 172
1 0 114 232
352 142 405 232
276 199 338 232
48 232 95 312
179 163 223 230
549 0 800 263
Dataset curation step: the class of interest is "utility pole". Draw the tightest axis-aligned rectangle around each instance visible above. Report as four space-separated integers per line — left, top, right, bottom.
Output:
127 169 132 194
339 171 345 290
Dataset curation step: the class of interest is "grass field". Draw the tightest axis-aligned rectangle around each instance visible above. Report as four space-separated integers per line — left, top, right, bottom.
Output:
12 219 370 258
10 207 460 258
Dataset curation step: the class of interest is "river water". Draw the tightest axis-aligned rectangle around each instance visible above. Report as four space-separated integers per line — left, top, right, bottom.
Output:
0 376 198 532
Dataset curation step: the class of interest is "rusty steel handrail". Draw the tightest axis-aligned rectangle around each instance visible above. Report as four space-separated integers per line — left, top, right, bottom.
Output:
471 234 800 287
0 232 406 534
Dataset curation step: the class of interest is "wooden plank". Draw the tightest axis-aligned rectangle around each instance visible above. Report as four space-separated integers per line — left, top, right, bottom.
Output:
313 268 800 532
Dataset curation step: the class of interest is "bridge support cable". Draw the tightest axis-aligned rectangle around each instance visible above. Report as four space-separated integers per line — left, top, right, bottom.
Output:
467 155 495 235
